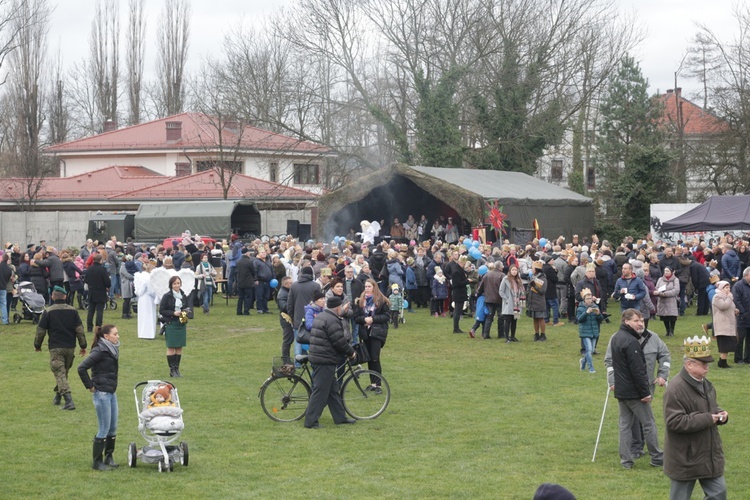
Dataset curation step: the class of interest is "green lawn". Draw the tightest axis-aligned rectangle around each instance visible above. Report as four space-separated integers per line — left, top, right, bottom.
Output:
1 300 746 499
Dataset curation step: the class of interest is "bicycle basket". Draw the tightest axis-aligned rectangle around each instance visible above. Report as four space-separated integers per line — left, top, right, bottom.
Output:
272 357 296 377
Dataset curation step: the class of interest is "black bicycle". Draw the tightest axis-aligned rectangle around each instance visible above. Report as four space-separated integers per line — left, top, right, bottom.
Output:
259 354 390 422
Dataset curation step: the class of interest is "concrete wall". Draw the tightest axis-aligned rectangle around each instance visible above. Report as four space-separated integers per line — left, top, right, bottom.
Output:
0 211 92 250
0 207 314 249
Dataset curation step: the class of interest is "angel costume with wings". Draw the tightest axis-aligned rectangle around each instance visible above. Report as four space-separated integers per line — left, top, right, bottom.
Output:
358 220 381 245
139 267 196 339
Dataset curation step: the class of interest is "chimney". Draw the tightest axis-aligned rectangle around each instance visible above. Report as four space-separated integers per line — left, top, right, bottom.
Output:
666 89 674 94
224 120 239 134
166 121 182 142
103 119 117 133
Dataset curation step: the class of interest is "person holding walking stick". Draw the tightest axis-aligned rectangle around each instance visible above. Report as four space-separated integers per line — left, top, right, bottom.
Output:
607 308 664 469
605 323 671 461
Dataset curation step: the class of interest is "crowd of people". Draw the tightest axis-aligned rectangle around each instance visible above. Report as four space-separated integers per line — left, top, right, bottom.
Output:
13 220 742 492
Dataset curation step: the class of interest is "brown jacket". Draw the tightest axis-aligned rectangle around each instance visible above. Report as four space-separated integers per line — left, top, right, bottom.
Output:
663 368 726 481
478 269 505 304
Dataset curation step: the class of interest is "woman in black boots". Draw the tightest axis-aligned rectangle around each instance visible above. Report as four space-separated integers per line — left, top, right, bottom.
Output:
159 276 190 377
712 280 738 368
78 324 120 471
655 266 679 337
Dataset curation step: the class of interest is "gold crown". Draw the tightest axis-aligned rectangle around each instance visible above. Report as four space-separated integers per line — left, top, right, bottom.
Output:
684 336 712 359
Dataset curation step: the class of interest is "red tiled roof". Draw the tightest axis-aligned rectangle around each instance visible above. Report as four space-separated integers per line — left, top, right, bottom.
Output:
45 112 333 155
656 91 728 135
0 166 163 200
0 167 316 202
110 169 316 200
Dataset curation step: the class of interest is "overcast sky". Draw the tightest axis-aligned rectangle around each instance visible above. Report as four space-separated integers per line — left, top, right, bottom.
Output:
47 0 738 102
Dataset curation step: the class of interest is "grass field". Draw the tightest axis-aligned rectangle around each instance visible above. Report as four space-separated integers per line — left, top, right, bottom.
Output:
0 299 746 499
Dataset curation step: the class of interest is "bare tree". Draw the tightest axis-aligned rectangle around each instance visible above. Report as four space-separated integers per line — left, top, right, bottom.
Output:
6 0 54 209
125 0 145 125
66 59 100 137
47 49 69 145
156 0 190 116
89 0 120 129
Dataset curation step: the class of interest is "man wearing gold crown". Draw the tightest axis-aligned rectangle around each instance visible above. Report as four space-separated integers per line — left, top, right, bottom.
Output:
609 308 663 469
663 336 728 500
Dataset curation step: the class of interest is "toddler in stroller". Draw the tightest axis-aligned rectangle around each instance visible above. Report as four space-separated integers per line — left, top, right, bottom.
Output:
128 380 188 472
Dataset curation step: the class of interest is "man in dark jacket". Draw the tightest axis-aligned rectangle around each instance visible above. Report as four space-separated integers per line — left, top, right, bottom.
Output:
235 249 257 316
84 254 111 333
0 255 12 325
613 263 647 312
303 296 356 429
253 249 274 314
34 286 87 410
663 341 728 499
477 263 505 339
343 266 364 343
609 308 663 469
732 267 750 364
287 266 322 357
543 259 563 326
34 247 65 298
689 259 712 316
276 276 294 359
659 246 682 274
720 243 741 283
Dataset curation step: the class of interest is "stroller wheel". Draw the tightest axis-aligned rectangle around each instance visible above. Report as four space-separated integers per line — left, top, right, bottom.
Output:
180 442 189 467
109 300 118 310
32 315 39 325
13 313 21 324
169 460 174 472
158 460 166 473
128 442 137 468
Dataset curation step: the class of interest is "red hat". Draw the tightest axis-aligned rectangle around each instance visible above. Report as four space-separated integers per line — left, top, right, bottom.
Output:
231 234 239 241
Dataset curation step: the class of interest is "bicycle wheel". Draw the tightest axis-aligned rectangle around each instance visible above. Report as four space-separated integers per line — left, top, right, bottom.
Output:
259 375 311 422
341 369 390 420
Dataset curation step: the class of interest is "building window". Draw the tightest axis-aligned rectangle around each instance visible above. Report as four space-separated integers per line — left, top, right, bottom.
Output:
551 160 563 182
587 167 596 189
196 160 243 173
175 162 191 177
293 164 319 185
270 162 278 183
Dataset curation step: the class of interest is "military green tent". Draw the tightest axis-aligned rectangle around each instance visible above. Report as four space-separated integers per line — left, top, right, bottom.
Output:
134 200 260 240
317 165 594 240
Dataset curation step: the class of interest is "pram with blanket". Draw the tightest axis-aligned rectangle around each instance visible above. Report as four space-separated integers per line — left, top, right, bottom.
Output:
127 380 188 472
12 281 45 324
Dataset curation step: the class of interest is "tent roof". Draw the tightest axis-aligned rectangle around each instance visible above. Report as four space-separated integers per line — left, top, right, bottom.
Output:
135 200 256 239
661 195 750 232
410 166 592 204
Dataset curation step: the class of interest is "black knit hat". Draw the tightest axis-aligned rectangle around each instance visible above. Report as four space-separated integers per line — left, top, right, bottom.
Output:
301 266 314 277
326 295 343 308
312 289 325 302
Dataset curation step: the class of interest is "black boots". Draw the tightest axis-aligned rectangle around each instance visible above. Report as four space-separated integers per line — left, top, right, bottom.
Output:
92 438 112 471
168 355 182 377
104 436 118 468
718 359 731 369
61 393 76 410
534 333 540 341
53 392 62 405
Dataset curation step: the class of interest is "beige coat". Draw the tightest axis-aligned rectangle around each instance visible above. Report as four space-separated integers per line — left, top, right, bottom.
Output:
711 292 737 338
655 275 679 317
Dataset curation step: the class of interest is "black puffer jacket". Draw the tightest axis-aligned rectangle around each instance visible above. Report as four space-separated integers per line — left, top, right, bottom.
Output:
78 342 119 393
308 309 354 365
610 323 651 400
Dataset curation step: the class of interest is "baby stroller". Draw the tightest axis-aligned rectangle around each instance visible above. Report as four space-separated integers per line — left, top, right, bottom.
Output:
128 380 188 473
12 281 46 324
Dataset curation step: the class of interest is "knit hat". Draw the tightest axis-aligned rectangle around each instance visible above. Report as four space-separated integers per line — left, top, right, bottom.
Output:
326 295 343 308
312 289 325 302
534 483 576 500
52 285 67 295
231 234 239 241
391 283 400 291
301 266 314 278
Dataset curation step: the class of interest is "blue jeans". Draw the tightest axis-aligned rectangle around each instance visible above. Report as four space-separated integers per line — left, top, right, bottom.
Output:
202 284 213 311
255 282 270 312
582 337 595 371
293 329 309 361
227 266 236 295
92 390 118 439
109 274 119 298
350 319 360 345
0 289 7 324
545 298 560 324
